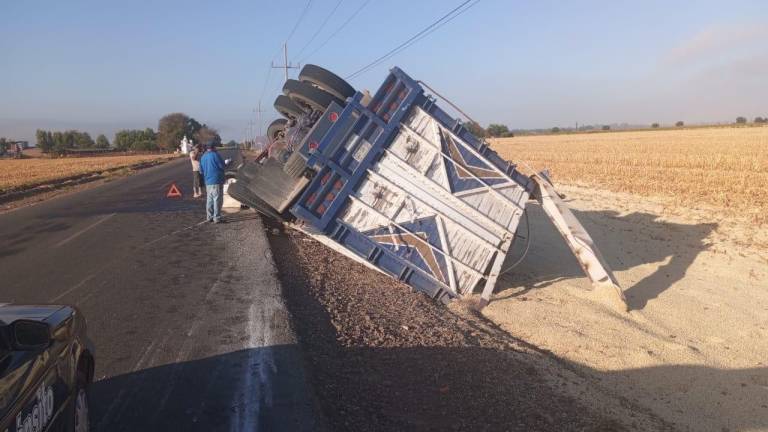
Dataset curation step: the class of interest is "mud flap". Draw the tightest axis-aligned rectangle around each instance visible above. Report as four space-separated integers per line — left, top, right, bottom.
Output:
531 173 629 312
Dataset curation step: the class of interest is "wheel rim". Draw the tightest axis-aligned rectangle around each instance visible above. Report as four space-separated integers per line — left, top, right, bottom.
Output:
267 119 288 143
289 94 323 113
274 95 304 119
75 388 89 432
283 79 341 113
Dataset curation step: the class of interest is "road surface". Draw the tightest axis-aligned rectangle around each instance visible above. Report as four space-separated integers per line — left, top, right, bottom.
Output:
0 150 321 431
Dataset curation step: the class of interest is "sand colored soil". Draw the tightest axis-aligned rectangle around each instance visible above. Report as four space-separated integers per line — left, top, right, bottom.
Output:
482 184 768 432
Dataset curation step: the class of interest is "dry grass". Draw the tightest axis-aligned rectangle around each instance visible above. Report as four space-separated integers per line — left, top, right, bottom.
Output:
0 154 178 193
490 127 768 223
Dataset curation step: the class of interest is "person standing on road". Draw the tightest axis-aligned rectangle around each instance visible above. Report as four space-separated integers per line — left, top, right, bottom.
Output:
189 144 203 198
199 141 226 223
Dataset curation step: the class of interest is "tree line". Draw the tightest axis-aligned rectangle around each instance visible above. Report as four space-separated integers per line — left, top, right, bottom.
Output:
34 112 221 155
465 122 514 138
34 130 111 154
652 116 766 128
466 114 767 138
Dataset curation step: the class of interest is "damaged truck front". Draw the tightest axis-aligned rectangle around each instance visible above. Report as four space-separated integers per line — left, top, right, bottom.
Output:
230 65 627 311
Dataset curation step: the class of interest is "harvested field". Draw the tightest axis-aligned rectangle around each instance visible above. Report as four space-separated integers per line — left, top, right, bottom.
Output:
490 127 768 223
0 154 178 194
266 221 671 431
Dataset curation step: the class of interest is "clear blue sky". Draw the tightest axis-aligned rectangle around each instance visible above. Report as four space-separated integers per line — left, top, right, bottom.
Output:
1 0 766 142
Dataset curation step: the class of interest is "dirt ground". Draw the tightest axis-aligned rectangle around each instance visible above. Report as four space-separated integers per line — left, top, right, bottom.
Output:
483 185 768 432
266 220 673 431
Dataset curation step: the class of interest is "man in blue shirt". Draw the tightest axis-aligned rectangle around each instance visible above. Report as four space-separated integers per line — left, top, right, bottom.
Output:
199 141 226 223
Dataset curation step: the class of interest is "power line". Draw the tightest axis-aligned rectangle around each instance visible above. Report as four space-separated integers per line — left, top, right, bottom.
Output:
285 0 314 44
295 0 344 60
298 0 371 63
258 62 274 104
346 0 480 80
346 0 478 80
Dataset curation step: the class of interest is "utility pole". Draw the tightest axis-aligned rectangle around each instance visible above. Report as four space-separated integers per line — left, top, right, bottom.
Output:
271 43 300 82
254 102 264 138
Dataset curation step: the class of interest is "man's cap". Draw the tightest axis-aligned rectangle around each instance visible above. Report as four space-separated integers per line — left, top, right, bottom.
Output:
205 141 216 148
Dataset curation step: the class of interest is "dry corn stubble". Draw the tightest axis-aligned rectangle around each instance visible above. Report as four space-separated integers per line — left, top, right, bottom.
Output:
490 127 768 223
0 154 178 193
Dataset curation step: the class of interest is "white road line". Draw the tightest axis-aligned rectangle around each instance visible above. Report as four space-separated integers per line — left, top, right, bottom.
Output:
141 219 208 249
230 290 279 431
54 213 116 247
146 268 229 426
131 340 157 372
49 274 95 303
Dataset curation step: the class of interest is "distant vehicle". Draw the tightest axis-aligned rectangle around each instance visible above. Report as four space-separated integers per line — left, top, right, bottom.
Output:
0 305 94 432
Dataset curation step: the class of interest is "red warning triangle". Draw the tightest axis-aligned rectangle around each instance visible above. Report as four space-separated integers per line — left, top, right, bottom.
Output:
166 182 182 198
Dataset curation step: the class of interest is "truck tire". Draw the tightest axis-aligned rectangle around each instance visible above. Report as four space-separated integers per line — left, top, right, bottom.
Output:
299 64 356 101
274 95 304 119
283 151 307 178
267 118 288 143
283 79 342 113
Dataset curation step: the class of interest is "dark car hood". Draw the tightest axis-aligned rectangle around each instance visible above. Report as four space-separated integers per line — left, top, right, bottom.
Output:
0 305 64 326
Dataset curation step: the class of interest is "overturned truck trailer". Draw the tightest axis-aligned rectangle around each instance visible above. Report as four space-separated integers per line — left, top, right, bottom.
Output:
230 65 627 311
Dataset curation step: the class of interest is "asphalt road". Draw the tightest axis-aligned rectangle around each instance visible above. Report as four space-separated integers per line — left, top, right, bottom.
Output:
0 150 320 431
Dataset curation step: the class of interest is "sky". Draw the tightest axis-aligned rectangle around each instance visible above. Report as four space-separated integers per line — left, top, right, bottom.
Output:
1 0 767 143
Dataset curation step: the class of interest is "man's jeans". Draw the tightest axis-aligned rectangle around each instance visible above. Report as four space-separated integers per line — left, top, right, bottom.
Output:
206 184 223 222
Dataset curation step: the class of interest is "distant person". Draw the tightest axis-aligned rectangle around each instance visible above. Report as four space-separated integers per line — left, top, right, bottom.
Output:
189 144 203 198
14 143 22 159
199 141 226 223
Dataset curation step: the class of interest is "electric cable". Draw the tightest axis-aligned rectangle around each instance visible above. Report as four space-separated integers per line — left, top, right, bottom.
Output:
346 0 480 80
298 0 371 63
285 0 315 43
295 0 345 59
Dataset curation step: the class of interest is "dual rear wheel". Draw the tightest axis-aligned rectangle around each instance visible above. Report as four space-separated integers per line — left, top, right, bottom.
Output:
272 64 354 121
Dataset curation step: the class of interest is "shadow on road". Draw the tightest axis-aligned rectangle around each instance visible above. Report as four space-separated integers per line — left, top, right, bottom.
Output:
89 343 768 432
0 220 71 258
497 203 717 310
91 345 319 432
